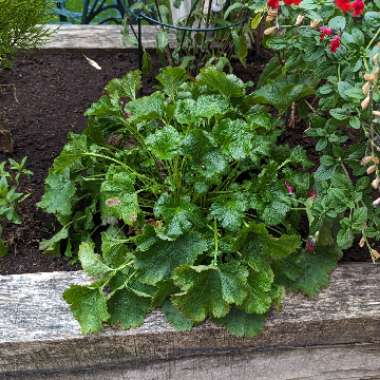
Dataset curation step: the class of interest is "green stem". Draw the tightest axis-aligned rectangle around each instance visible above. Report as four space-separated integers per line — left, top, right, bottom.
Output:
367 27 380 50
212 219 219 266
82 152 152 184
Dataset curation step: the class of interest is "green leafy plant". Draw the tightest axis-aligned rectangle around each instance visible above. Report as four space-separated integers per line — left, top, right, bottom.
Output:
0 157 32 256
40 67 342 336
0 0 50 68
252 0 380 261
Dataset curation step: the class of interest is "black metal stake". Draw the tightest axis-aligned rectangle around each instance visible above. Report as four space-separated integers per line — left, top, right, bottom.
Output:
138 17 143 71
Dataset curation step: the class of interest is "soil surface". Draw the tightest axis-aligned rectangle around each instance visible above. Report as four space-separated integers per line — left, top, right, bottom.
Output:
0 51 369 275
0 51 161 274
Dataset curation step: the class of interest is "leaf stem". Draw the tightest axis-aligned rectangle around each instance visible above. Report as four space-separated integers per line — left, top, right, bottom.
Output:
212 218 219 266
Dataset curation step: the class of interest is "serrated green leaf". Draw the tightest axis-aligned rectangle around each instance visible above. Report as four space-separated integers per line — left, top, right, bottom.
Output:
78 241 112 278
262 199 291 225
337 227 354 249
162 299 193 331
291 245 341 296
154 193 200 239
100 166 139 226
194 95 230 120
63 285 110 334
39 227 68 253
156 66 187 98
134 232 209 285
213 118 252 160
52 133 88 172
108 286 152 329
145 125 181 160
172 263 248 322
210 193 248 231
197 67 245 98
241 268 274 314
126 93 165 122
101 226 130 267
239 224 301 264
215 308 266 337
253 77 315 112
38 169 76 217
105 70 141 101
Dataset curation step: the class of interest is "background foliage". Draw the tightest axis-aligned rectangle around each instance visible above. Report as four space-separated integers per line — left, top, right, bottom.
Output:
0 0 50 68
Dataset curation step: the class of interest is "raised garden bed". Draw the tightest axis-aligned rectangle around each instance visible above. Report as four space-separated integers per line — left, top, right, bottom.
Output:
0 25 379 379
1 264 380 379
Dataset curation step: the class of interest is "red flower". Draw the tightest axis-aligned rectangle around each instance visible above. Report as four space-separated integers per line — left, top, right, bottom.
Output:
284 181 294 194
335 0 352 13
330 35 341 53
306 238 316 253
319 26 333 41
352 0 365 16
268 0 280 8
284 0 302 5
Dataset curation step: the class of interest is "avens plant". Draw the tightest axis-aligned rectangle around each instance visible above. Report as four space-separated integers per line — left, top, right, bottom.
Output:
39 68 342 336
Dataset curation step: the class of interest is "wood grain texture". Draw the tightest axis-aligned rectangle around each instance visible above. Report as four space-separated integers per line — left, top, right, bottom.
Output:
0 263 380 379
4 345 380 380
41 25 175 49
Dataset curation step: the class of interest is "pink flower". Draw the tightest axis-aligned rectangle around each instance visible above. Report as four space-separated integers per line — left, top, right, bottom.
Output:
284 181 294 194
268 0 280 8
307 189 317 199
306 238 315 253
352 0 365 16
330 35 341 53
319 26 333 41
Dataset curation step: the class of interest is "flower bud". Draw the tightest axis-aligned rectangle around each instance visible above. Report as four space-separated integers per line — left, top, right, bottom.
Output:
361 155 379 165
372 197 380 207
364 73 377 82
264 26 278 35
361 95 371 110
370 248 380 261
359 236 365 248
305 238 315 253
266 8 278 22
295 14 305 26
367 164 377 175
309 19 320 28
307 189 317 199
268 8 278 17
284 181 294 194
371 177 380 189
373 110 380 117
362 81 371 95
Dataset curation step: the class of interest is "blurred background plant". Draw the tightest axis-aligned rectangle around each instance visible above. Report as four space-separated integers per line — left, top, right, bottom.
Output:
0 158 32 257
52 0 268 73
0 0 51 69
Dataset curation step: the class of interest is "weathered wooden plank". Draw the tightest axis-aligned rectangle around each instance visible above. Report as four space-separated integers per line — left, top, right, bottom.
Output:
41 25 175 49
3 344 380 380
0 263 379 379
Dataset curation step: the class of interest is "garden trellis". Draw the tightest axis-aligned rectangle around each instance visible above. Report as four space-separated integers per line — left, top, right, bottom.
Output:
54 0 250 70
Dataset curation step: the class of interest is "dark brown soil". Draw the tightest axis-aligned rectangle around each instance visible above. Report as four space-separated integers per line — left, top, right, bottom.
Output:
0 51 161 275
0 51 369 275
